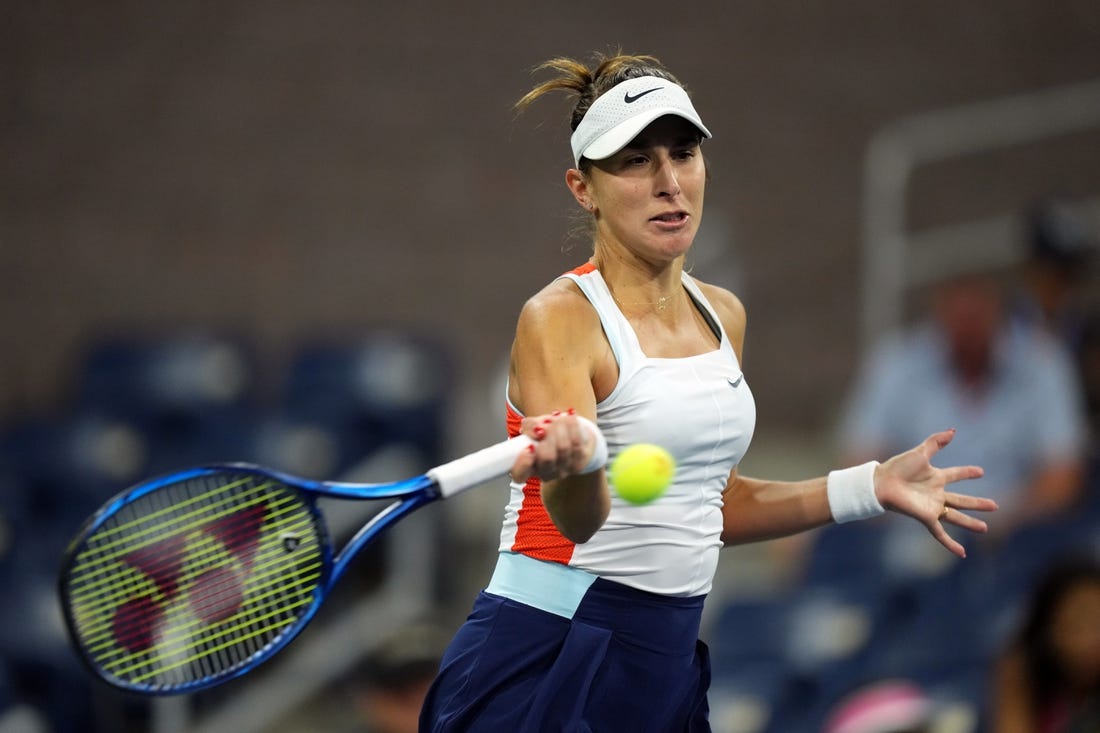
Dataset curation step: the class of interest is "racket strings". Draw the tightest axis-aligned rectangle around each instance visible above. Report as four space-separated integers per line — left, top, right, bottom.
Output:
71 491 311 619
72 488 275 632
80 510 321 657
70 475 271 582
95 482 318 686
89 546 323 668
64 471 326 690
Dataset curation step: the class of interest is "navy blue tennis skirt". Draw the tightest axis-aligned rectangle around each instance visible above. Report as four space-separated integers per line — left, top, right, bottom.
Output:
419 556 711 732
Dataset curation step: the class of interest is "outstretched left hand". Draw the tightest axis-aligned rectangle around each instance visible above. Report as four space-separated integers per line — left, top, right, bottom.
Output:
874 428 998 557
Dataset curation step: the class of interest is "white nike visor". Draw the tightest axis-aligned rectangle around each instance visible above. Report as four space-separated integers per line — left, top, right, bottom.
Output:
569 75 711 168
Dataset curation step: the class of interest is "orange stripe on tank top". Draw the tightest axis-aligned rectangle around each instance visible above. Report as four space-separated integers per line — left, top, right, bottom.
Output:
506 388 576 565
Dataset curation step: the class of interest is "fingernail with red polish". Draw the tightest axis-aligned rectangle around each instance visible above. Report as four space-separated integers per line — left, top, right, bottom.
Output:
526 444 536 454
552 410 562 417
567 407 575 415
533 426 546 439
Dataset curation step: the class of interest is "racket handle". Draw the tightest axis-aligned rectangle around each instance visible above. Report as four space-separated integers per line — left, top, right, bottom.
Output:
428 416 607 498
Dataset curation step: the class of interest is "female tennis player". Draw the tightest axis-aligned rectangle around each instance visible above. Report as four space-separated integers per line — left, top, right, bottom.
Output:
419 52 997 732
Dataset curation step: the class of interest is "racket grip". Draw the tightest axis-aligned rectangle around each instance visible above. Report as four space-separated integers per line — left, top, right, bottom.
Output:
428 416 607 498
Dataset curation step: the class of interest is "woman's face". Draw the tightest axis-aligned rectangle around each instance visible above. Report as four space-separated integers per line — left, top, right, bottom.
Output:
584 115 706 264
1049 580 1100 689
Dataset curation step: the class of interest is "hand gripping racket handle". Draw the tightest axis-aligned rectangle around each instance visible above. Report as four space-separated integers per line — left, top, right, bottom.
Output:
427 416 607 498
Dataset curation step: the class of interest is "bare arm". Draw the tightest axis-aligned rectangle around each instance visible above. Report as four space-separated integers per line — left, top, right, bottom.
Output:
698 280 997 554
506 280 611 543
723 429 996 555
720 472 834 544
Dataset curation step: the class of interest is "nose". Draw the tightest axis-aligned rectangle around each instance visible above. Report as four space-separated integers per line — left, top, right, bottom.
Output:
653 153 681 198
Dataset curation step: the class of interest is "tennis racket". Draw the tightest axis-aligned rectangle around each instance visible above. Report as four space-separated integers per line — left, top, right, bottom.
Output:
58 417 605 695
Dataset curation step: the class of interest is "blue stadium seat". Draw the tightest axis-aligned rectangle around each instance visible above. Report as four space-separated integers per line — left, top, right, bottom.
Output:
283 332 454 470
802 519 890 590
784 583 879 678
710 596 790 670
858 564 990 687
0 412 151 528
75 331 256 422
233 410 345 479
709 596 798 733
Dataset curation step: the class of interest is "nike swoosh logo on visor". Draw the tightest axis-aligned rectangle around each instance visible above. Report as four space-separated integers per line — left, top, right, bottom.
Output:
624 87 664 103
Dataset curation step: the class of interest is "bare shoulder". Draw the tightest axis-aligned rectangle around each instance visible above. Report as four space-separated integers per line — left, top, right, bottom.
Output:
514 276 604 356
693 278 747 353
520 277 597 322
695 280 746 323
510 276 607 413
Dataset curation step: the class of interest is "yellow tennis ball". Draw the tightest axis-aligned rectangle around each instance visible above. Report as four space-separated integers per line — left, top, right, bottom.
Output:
609 444 675 505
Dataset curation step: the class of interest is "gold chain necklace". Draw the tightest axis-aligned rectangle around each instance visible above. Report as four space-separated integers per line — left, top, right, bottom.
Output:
611 290 678 313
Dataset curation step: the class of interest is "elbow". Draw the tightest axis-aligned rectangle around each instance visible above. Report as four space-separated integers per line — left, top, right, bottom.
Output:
558 516 605 544
720 524 750 547
543 479 611 544
560 526 599 544
553 502 610 544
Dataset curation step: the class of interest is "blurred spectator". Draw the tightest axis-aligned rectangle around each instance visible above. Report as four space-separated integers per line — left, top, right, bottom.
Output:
839 265 1088 542
1013 197 1100 449
1014 197 1097 355
340 624 445 733
990 556 1100 733
822 679 934 733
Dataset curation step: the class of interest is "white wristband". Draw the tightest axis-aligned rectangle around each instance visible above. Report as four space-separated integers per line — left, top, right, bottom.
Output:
579 418 609 475
826 461 884 524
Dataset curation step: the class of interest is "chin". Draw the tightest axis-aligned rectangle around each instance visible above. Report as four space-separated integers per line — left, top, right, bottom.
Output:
655 233 696 259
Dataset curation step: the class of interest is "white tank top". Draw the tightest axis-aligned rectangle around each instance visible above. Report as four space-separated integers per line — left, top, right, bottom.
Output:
498 264 756 596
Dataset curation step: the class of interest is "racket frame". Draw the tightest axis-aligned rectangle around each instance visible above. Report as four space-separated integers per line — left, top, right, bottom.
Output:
58 463 442 695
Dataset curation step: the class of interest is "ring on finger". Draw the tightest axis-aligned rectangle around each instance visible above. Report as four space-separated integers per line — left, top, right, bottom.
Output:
939 505 950 520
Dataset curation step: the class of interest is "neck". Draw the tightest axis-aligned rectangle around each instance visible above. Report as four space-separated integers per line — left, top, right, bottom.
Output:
591 244 685 300
606 270 686 316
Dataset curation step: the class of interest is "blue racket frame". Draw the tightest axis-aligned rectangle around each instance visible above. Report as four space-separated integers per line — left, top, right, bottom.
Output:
59 463 443 695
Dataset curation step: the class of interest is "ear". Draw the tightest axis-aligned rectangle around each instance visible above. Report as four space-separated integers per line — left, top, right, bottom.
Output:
565 168 595 212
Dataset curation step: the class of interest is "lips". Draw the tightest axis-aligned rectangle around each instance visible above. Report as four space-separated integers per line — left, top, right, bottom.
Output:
650 211 689 225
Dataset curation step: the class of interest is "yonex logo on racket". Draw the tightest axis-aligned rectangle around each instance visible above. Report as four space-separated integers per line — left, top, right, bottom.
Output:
624 86 664 103
112 503 267 653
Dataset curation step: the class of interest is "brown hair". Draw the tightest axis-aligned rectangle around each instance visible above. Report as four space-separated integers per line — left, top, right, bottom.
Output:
515 51 686 170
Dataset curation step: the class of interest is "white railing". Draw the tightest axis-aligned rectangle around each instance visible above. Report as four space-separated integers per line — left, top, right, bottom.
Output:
861 78 1100 349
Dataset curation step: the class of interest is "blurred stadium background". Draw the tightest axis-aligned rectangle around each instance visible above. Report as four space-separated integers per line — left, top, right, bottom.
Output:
2 3 1099 732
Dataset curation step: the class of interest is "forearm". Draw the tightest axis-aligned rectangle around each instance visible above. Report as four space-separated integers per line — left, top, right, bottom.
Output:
542 470 611 543
722 430 992 557
721 474 833 545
